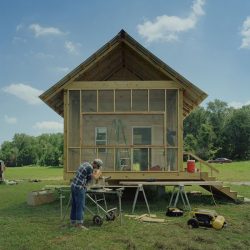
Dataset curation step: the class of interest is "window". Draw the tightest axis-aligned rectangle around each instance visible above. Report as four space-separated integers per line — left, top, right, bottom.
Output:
95 127 107 153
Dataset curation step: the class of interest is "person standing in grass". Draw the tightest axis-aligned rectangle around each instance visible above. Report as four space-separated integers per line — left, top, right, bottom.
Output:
70 159 103 229
0 160 5 183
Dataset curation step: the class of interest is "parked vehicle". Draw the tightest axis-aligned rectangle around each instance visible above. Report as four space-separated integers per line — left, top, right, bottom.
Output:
207 158 232 164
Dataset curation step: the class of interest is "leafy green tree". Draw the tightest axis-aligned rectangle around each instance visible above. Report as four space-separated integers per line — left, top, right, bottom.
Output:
12 134 37 166
0 141 18 167
0 133 63 167
206 99 229 129
206 99 233 156
36 133 63 166
222 105 250 160
184 134 198 153
184 106 207 137
196 123 218 159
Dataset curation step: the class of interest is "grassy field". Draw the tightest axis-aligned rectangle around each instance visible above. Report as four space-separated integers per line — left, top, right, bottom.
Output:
209 161 250 182
0 162 250 250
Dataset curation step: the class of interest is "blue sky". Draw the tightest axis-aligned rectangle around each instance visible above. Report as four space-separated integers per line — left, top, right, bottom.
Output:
0 0 250 143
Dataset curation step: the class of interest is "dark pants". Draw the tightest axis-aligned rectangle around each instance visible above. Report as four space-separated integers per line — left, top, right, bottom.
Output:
70 186 86 224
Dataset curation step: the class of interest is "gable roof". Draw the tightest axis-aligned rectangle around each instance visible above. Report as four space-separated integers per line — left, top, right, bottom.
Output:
40 29 207 118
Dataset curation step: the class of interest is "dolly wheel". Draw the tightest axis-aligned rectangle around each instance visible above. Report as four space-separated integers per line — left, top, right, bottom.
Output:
93 215 103 226
187 218 199 228
106 210 116 221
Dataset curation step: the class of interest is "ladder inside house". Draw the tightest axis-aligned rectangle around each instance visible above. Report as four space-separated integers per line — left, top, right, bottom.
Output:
111 119 131 170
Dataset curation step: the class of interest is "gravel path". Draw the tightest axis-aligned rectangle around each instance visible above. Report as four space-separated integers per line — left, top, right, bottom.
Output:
225 181 250 186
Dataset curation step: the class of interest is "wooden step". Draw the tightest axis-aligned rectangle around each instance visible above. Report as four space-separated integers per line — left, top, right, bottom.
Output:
201 184 238 201
236 195 245 203
205 176 216 181
200 172 239 201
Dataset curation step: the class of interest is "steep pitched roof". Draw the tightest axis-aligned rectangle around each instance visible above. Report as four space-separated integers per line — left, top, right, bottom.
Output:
40 29 207 118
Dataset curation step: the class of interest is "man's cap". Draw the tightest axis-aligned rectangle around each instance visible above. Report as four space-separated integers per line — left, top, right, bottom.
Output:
93 159 103 168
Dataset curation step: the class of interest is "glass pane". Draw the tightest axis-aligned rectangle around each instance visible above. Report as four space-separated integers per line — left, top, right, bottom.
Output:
69 90 80 147
133 148 151 171
82 115 95 146
133 127 151 145
81 148 96 165
149 90 165 111
115 148 131 171
68 148 80 171
115 90 131 111
150 148 165 171
166 90 178 146
102 148 114 171
82 114 165 172
82 90 97 112
99 90 114 112
132 90 148 111
83 114 162 146
96 127 107 140
95 127 107 153
81 148 114 171
167 148 177 171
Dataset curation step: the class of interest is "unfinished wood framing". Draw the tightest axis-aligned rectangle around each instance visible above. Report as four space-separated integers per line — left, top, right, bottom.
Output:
40 30 207 181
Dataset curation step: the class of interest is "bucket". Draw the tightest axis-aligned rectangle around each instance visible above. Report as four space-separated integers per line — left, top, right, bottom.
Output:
187 160 195 173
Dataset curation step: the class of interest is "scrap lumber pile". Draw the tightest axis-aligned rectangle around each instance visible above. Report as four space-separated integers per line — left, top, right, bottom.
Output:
125 214 165 223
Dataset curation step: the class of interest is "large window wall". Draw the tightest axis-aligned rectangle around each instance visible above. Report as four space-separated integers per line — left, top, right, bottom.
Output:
67 88 179 172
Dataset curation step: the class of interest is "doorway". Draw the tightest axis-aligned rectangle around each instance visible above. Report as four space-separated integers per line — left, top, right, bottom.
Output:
132 127 152 171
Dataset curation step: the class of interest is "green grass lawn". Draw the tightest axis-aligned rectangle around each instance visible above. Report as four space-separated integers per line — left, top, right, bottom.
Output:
211 161 250 182
4 166 64 181
0 163 250 250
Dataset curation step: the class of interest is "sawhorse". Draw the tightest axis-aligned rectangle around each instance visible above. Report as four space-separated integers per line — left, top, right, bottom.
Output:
132 184 151 215
168 185 191 210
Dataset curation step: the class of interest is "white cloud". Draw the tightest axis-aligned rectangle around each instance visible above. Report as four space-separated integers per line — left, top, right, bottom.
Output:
12 36 27 44
64 41 81 55
3 83 43 105
34 52 54 59
229 100 250 109
33 121 63 132
4 115 17 124
137 0 206 43
55 66 70 73
16 23 24 31
240 16 250 49
29 23 65 37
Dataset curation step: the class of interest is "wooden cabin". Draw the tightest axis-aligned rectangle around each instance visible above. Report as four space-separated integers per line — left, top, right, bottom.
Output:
40 29 208 181
40 30 242 201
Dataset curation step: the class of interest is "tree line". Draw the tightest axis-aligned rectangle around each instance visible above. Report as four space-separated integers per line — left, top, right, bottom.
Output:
0 99 249 167
184 99 250 161
0 133 63 167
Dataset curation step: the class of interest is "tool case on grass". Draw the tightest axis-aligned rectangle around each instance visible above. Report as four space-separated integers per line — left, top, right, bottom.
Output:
27 189 55 206
166 207 184 217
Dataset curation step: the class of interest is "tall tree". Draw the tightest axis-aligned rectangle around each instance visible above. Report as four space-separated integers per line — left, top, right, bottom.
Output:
206 99 232 156
222 105 250 160
12 134 37 166
184 106 207 137
0 141 18 167
196 123 217 159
